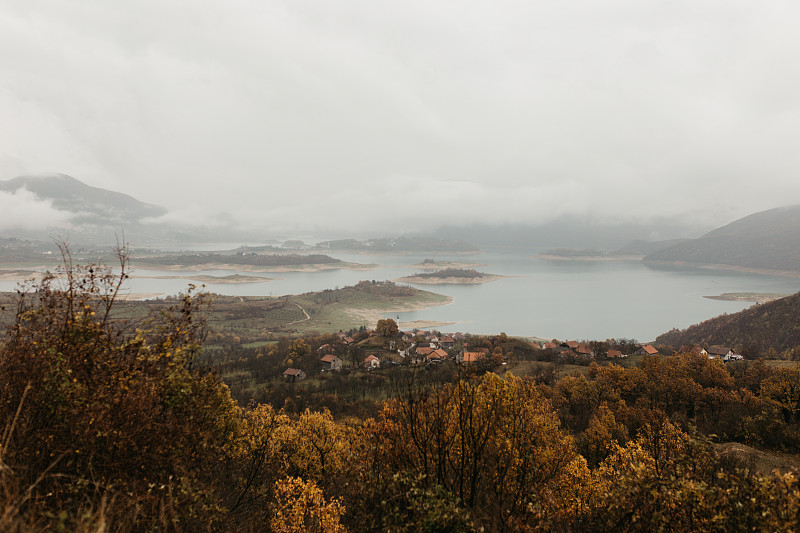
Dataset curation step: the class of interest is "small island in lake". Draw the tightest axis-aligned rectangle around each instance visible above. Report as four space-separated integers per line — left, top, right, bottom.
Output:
394 268 507 285
132 253 377 273
407 258 488 270
703 292 789 303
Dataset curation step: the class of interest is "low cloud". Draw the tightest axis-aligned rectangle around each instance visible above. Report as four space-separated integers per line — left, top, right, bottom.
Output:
0 188 72 231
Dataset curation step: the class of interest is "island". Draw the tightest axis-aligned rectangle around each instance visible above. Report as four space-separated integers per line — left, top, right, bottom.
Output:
703 292 789 303
135 273 276 284
394 268 507 285
131 253 377 273
314 236 479 254
407 259 488 270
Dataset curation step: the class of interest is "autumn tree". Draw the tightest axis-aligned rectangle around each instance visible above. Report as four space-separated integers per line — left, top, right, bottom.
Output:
369 372 588 530
375 318 399 338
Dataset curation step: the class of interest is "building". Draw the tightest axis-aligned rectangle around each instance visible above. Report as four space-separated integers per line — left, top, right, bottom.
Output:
363 354 381 369
320 354 343 371
283 368 306 382
707 346 734 359
641 344 659 356
459 351 485 364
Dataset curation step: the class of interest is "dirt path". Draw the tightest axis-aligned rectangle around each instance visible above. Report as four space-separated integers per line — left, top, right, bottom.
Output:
288 303 311 325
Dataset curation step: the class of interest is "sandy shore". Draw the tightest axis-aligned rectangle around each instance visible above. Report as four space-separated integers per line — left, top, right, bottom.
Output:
133 261 379 273
339 295 454 327
135 274 276 284
644 260 800 278
0 270 45 281
393 274 508 285
704 292 789 303
536 254 644 261
399 319 459 329
116 292 166 301
407 261 488 270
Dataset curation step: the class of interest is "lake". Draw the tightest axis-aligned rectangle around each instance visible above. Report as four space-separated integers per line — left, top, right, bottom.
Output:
4 250 799 342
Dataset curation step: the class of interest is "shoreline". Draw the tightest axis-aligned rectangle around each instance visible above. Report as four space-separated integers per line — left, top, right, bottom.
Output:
392 274 509 285
704 292 789 303
338 294 455 329
136 274 277 284
131 261 380 273
406 261 488 270
644 260 800 279
309 249 480 256
535 254 645 262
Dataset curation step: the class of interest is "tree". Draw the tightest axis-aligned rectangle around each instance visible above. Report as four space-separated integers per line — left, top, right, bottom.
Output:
271 477 346 533
0 245 243 530
375 318 399 338
369 373 588 530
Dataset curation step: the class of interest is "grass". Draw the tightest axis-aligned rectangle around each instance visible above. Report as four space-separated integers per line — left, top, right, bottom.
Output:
242 340 279 348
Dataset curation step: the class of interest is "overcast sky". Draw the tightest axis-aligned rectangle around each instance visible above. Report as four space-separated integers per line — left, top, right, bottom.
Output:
2 1 800 236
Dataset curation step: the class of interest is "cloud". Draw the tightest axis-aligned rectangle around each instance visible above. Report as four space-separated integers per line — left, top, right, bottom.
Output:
0 188 72 231
2 1 800 236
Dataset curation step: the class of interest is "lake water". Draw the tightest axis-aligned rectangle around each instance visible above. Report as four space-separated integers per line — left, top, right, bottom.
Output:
4 250 799 342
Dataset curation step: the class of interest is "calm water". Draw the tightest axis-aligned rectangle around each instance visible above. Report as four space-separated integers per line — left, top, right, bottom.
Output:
4 250 799 342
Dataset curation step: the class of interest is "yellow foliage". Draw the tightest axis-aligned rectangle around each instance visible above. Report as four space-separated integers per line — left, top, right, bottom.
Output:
271 477 346 533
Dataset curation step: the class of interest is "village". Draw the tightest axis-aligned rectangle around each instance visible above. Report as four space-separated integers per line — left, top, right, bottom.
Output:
281 320 745 382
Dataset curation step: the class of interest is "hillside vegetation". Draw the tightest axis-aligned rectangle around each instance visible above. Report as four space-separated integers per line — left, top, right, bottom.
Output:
656 290 800 355
136 252 341 268
5 251 800 531
645 205 800 272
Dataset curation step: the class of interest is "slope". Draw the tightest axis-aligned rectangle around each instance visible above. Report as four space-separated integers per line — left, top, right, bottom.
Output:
655 290 800 354
644 205 800 273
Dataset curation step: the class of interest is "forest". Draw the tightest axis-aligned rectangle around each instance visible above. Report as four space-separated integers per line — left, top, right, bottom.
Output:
2 253 800 532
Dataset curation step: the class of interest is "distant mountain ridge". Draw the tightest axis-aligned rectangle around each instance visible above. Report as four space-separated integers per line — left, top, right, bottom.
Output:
655 290 800 354
0 173 167 224
644 205 800 273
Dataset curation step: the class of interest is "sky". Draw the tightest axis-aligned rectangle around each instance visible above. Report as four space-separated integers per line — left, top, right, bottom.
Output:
2 1 800 237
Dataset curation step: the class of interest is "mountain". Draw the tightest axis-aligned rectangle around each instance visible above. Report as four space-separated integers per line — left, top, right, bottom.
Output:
614 238 691 256
655 290 800 355
435 217 707 252
0 173 167 224
644 206 800 273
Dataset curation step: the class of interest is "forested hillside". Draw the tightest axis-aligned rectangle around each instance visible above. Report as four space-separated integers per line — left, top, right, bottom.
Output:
644 205 800 272
4 253 800 531
656 290 800 355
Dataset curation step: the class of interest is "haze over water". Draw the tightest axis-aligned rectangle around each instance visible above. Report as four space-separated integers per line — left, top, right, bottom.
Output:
2 250 793 342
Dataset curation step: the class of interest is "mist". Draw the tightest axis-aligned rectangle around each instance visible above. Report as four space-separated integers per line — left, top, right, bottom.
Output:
3 1 800 238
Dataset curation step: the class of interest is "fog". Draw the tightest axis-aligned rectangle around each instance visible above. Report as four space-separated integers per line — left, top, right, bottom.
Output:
2 1 800 237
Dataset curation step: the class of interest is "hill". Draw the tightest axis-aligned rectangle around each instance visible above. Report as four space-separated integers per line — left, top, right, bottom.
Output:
316 236 479 253
0 173 167 224
655 290 800 354
644 205 800 273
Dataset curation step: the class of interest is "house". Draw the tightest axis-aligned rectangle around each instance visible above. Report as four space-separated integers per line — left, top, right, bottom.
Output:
427 348 448 363
363 354 381 369
681 345 708 356
320 354 343 371
440 336 455 349
565 341 580 350
317 343 334 354
415 346 435 357
543 342 559 350
641 344 659 356
607 349 623 358
283 368 306 382
459 351 485 364
707 346 734 359
576 344 595 357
